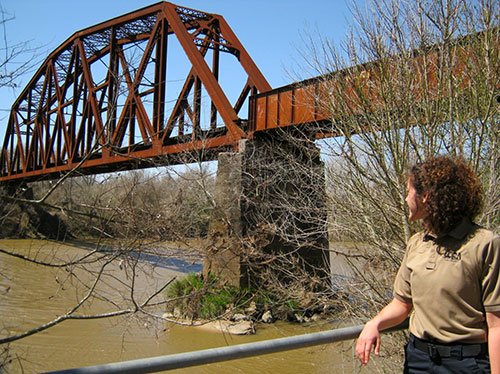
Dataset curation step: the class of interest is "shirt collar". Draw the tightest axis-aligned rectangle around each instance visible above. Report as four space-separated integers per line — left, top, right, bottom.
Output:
447 218 474 240
422 217 474 242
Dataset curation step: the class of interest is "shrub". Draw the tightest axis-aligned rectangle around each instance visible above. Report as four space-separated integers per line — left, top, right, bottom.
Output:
166 273 248 320
165 272 328 321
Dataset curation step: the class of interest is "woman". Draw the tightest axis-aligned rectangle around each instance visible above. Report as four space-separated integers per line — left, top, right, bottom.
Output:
355 156 500 373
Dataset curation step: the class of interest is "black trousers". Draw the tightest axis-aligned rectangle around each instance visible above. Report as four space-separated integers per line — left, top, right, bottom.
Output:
404 334 490 374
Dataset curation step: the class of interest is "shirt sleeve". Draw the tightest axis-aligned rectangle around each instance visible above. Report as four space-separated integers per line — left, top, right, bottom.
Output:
393 240 413 304
481 235 500 312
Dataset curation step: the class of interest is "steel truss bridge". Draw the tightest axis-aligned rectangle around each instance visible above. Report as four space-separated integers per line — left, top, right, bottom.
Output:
0 2 491 184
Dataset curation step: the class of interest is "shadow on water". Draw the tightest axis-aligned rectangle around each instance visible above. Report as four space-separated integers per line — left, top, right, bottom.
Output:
67 239 204 274
135 251 203 273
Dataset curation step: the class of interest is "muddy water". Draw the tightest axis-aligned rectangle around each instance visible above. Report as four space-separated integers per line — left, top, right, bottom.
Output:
0 239 356 373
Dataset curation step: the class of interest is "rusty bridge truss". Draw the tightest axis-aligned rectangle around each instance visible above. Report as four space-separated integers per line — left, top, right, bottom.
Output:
0 2 274 183
0 2 494 184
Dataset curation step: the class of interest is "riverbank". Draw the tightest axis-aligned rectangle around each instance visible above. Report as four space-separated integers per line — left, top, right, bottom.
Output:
0 197 71 240
0 233 344 335
162 307 328 335
162 314 257 335
162 270 342 337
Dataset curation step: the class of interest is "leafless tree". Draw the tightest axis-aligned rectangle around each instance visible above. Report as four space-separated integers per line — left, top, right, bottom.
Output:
0 157 219 372
290 0 500 370
0 2 40 90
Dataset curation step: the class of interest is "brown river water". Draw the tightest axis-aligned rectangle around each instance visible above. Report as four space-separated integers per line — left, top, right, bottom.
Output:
0 239 357 373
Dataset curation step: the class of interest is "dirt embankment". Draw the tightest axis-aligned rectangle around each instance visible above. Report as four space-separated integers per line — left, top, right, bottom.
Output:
0 197 71 240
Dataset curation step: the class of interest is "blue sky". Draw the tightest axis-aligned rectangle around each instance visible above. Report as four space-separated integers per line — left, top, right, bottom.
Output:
0 0 358 136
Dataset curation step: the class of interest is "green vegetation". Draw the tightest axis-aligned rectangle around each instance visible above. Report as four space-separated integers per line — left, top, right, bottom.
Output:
166 273 244 320
165 273 324 321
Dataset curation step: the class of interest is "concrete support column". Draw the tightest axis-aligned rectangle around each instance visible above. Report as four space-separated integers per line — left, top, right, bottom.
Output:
204 131 330 289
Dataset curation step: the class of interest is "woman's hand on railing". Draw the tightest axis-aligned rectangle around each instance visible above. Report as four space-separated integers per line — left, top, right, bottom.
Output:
354 298 412 366
355 320 381 365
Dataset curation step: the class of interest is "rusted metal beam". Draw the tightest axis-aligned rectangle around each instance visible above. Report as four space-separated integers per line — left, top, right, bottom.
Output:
249 30 496 135
162 2 245 142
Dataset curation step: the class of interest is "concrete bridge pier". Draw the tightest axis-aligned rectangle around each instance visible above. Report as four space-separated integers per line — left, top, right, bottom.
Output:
203 131 330 290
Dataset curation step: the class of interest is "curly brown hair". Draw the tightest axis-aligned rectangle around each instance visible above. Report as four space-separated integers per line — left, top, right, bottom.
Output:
409 156 483 236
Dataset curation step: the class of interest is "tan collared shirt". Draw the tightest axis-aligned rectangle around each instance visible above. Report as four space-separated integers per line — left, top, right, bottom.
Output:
394 219 500 343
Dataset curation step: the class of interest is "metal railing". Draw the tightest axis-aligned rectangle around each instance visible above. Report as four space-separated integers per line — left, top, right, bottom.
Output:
42 320 408 374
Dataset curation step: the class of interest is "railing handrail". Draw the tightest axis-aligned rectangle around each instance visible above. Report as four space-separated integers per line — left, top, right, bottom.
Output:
41 320 408 374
